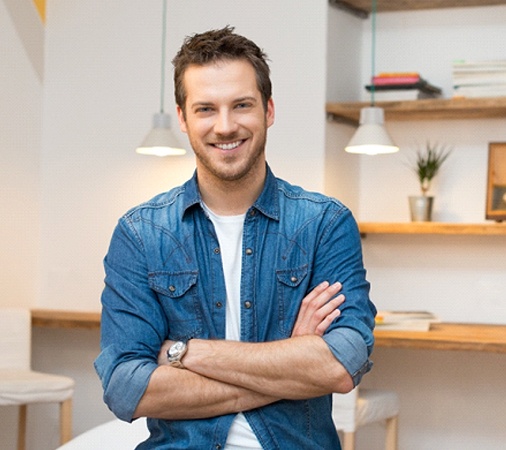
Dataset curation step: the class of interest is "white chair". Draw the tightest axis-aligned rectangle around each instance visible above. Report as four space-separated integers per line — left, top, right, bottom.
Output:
332 387 400 450
0 308 75 450
55 417 149 449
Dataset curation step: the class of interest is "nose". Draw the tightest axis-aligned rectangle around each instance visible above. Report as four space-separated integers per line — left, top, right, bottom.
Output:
214 108 238 136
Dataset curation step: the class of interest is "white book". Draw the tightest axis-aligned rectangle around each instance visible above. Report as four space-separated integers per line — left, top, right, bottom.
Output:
375 310 440 332
364 89 440 102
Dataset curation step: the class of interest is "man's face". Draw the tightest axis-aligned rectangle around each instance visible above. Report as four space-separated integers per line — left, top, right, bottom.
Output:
177 59 275 184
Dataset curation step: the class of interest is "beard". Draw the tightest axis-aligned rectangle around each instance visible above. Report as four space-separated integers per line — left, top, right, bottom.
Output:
189 127 268 184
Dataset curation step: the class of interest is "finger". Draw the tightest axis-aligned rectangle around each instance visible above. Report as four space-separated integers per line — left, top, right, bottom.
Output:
301 282 342 315
303 282 341 306
314 308 342 336
294 294 345 336
310 295 344 327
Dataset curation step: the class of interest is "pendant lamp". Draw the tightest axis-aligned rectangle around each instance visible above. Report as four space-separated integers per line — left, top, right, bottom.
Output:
136 0 185 156
345 0 399 155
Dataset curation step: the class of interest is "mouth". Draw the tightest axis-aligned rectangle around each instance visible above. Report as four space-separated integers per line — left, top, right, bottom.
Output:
213 140 245 151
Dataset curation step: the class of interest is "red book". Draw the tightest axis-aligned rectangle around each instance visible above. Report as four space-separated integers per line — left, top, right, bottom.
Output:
372 75 422 86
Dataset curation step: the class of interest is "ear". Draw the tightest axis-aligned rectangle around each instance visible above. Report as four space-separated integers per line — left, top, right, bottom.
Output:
266 98 275 128
176 105 188 134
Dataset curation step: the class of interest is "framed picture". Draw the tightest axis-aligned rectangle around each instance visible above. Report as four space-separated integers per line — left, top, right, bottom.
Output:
486 143 506 222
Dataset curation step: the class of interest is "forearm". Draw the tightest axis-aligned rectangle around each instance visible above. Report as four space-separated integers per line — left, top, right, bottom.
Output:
183 335 353 399
133 364 278 420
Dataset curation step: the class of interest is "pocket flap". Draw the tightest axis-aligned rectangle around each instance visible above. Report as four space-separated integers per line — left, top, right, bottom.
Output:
276 265 308 287
148 271 198 298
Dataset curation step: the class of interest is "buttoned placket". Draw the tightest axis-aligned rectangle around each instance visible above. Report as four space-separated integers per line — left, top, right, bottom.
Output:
205 213 227 338
240 208 257 342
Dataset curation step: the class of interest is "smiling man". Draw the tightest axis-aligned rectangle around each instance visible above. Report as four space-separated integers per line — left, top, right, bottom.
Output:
95 26 376 450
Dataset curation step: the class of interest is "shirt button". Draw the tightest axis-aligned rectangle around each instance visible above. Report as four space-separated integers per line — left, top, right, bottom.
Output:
245 248 253 255
290 276 298 283
215 445 222 450
169 285 176 292
216 302 223 308
244 301 252 309
214 247 220 254
249 210 256 216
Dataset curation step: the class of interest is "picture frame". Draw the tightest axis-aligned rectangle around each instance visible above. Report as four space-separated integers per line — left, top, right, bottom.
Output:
486 142 506 222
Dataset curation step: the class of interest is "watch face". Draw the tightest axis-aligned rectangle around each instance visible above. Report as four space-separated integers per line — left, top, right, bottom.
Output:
169 341 185 358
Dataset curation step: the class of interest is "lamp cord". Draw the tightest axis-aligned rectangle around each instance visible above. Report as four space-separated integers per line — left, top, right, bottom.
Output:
370 0 377 106
159 0 167 114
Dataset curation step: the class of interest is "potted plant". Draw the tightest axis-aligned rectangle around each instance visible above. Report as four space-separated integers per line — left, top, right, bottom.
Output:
407 142 452 221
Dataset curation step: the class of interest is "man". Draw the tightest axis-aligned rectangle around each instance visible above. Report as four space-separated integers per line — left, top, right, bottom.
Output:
95 26 376 449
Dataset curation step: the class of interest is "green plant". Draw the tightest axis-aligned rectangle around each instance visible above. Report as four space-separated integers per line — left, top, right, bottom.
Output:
409 142 452 196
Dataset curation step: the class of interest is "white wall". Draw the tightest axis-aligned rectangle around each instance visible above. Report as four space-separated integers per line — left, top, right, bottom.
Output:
38 0 328 312
327 5 506 450
354 6 506 324
0 1 43 447
0 0 42 309
1 0 328 448
2 1 506 449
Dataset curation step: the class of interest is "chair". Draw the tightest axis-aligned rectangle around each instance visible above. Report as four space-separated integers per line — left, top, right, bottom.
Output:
55 417 149 449
332 387 399 450
0 308 75 450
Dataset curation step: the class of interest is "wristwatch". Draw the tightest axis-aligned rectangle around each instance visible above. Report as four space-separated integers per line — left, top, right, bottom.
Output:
167 341 188 368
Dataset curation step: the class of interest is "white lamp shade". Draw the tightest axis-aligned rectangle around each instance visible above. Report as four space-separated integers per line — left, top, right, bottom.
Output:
345 107 399 155
136 113 186 157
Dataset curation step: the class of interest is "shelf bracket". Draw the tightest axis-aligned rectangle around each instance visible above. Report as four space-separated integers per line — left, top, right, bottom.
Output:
328 0 369 19
326 112 358 127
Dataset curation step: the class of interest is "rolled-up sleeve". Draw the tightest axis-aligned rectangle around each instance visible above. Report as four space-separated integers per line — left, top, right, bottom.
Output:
94 346 157 421
323 327 373 386
94 216 168 422
314 206 376 387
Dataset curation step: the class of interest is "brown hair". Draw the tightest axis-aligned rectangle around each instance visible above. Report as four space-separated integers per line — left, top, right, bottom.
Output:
172 26 271 116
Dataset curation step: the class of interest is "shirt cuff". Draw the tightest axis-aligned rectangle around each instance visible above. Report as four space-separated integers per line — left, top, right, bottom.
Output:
95 346 157 422
323 327 373 387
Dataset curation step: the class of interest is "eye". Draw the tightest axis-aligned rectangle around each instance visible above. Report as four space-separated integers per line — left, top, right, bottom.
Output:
195 106 213 114
235 102 253 110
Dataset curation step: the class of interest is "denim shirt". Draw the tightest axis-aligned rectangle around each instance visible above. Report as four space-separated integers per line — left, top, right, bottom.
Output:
95 165 376 450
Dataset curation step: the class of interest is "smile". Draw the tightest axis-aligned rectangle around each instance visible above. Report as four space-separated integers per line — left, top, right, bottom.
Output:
214 140 244 150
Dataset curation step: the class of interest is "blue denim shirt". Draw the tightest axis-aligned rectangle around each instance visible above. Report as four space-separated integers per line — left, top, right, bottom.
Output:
95 165 376 450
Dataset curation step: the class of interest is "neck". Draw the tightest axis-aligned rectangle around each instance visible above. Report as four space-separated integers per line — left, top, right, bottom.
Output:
198 165 266 216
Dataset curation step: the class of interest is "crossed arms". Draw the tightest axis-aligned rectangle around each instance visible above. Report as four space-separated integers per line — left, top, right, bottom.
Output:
133 281 354 420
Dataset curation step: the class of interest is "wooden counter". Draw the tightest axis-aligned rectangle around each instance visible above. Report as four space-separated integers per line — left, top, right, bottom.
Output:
31 309 101 330
375 322 506 354
31 310 506 354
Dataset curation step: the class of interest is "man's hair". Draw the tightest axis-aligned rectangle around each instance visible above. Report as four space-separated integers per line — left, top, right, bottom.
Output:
172 26 272 115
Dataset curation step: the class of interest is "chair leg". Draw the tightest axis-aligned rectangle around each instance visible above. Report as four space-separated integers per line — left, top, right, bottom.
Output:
342 431 356 450
17 405 27 450
60 398 73 444
385 415 398 450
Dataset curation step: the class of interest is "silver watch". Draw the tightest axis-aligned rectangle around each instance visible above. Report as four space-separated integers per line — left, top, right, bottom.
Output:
167 341 188 368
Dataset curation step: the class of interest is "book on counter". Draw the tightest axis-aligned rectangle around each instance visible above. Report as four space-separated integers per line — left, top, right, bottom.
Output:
364 72 442 101
375 310 440 331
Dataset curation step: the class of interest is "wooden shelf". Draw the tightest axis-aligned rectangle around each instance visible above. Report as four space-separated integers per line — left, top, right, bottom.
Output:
31 309 101 330
326 97 506 125
358 222 506 236
375 322 506 353
331 0 506 16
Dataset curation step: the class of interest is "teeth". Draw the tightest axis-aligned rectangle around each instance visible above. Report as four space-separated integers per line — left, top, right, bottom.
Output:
215 140 242 150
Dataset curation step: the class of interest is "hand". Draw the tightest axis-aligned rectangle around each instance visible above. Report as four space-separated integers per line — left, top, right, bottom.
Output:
291 281 344 337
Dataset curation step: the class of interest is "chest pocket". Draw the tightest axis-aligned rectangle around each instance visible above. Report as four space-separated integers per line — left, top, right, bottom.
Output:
276 265 309 337
148 271 202 340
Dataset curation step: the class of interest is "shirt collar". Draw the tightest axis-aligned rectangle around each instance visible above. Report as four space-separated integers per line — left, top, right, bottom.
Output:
181 164 280 221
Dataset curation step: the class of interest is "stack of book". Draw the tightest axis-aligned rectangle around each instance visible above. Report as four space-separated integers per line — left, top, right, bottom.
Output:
452 60 506 98
375 310 440 331
364 72 442 101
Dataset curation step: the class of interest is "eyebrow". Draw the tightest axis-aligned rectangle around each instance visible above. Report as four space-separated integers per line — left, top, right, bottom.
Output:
190 96 258 109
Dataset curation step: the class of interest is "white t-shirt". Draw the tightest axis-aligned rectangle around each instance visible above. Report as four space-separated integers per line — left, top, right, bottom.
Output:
203 204 262 450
